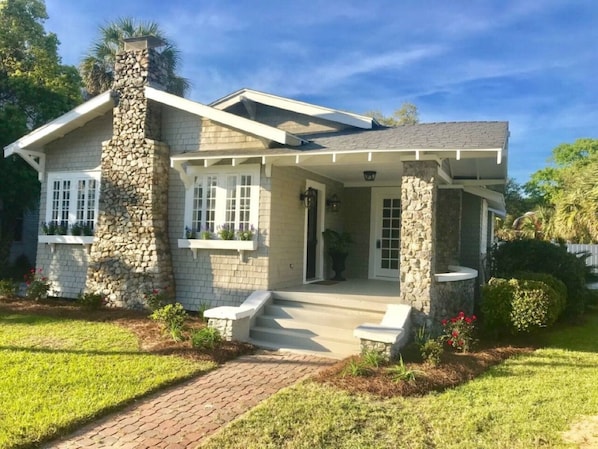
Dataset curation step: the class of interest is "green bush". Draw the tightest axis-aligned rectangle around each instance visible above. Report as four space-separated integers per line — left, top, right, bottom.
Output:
143 287 173 311
482 277 563 334
151 303 187 342
490 240 588 316
514 272 567 317
0 279 17 299
77 292 106 310
191 326 222 350
419 339 443 366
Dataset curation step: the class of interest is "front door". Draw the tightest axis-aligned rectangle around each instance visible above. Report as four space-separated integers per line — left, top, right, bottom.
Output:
306 191 318 280
370 188 401 280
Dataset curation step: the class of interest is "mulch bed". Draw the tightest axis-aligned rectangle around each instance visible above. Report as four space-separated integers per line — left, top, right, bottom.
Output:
1 297 536 397
0 297 254 363
314 345 535 398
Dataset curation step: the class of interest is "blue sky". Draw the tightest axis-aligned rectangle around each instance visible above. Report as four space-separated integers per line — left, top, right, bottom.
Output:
45 0 598 185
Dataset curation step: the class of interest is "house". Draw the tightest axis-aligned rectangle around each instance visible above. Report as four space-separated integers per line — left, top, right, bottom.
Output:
4 37 508 357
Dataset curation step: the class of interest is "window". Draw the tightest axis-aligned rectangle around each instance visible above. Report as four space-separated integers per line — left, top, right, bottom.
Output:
45 172 100 232
184 165 260 237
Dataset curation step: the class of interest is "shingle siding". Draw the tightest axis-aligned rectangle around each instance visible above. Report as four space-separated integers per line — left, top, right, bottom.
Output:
36 113 112 298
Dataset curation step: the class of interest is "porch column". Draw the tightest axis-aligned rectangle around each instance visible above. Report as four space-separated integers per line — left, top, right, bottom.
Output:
399 161 438 324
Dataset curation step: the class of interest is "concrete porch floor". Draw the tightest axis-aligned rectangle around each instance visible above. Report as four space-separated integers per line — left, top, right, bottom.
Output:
275 278 400 307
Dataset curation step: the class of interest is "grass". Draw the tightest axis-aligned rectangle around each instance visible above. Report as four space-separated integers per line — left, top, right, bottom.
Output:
201 310 598 449
0 313 215 449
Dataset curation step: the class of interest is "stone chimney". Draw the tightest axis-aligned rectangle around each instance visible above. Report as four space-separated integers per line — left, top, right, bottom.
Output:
86 36 174 307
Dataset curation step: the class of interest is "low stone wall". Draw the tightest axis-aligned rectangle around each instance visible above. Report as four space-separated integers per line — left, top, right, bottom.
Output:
430 277 475 331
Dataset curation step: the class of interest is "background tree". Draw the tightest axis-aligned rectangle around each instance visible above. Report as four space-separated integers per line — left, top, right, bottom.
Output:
525 138 598 243
364 102 419 126
0 0 82 275
80 17 190 98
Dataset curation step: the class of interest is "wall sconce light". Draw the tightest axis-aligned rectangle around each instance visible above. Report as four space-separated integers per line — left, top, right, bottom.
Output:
363 170 377 181
326 194 341 213
299 187 317 209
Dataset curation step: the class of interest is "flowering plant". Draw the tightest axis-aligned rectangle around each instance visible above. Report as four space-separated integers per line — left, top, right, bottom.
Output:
24 268 50 300
218 224 235 240
185 226 196 239
441 311 476 352
237 224 255 241
143 286 173 311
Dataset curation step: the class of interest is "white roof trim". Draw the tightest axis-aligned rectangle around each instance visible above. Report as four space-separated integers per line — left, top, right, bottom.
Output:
4 91 114 156
145 87 303 147
463 186 506 216
210 88 375 129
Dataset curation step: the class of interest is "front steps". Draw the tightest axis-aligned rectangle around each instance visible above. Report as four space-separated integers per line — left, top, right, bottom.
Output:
249 291 389 359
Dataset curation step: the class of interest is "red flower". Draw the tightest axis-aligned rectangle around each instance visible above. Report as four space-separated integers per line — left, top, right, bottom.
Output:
447 339 453 346
459 340 464 347
441 319 448 326
452 330 459 337
451 317 457 323
465 317 472 324
458 311 465 318
472 315 477 321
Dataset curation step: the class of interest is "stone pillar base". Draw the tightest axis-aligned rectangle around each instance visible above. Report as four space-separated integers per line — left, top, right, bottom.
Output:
204 306 252 341
359 339 399 361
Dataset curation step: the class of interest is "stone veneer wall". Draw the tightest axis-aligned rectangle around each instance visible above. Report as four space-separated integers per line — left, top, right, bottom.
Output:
430 278 475 330
85 47 174 307
398 161 438 321
435 189 462 272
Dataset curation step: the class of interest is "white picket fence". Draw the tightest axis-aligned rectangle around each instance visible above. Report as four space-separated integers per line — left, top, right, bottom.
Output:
567 244 598 270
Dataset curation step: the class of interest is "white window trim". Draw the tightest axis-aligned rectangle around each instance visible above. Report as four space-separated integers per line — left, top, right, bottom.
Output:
182 164 260 237
44 170 101 230
179 164 260 260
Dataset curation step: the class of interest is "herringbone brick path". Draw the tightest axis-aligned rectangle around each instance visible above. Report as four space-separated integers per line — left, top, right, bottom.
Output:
45 351 334 448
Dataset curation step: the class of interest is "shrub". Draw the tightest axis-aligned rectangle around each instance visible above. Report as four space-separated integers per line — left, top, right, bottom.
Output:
24 269 50 300
0 279 17 299
482 277 563 334
77 292 106 310
191 326 222 350
490 239 588 316
362 349 387 367
440 312 477 352
198 301 211 322
419 339 444 366
515 272 567 316
143 287 173 311
150 303 187 342
341 350 386 377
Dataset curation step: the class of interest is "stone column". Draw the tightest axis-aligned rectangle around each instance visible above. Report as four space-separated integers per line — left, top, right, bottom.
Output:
399 161 438 325
86 39 174 308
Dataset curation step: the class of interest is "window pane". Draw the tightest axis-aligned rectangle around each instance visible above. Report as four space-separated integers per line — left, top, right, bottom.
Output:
192 176 203 233
238 175 251 230
225 175 237 227
206 176 217 232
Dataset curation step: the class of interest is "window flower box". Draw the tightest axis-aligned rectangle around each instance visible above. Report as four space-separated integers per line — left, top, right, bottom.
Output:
178 238 258 261
38 235 95 253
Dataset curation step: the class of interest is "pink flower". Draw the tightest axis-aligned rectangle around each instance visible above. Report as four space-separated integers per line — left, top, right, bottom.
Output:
441 319 448 326
458 311 465 318
452 330 459 337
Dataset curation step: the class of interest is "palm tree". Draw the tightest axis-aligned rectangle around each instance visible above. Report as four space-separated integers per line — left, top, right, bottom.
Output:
80 18 190 98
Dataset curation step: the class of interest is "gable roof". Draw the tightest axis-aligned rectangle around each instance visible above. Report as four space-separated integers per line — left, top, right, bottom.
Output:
145 87 304 146
210 88 377 130
4 91 114 155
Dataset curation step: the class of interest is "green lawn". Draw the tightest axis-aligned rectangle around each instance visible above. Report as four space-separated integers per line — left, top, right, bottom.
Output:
0 313 215 449
202 311 598 449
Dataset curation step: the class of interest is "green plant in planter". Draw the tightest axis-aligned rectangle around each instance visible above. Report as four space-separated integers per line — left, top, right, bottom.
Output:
56 221 68 235
42 221 57 235
82 223 94 236
71 222 83 236
322 229 353 281
218 224 235 240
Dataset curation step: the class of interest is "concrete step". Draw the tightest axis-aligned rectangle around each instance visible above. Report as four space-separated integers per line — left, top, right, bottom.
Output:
272 291 390 313
249 326 360 359
254 315 355 340
262 303 384 328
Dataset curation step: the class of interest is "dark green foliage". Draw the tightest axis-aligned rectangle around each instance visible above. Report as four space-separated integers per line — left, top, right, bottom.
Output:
0 0 82 273
419 339 443 366
0 279 17 298
77 292 106 310
482 277 563 335
490 239 588 316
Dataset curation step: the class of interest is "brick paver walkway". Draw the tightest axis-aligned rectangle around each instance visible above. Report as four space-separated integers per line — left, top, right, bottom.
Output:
45 351 334 449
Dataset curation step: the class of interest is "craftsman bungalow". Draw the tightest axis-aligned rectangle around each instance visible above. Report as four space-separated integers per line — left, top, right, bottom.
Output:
4 37 508 356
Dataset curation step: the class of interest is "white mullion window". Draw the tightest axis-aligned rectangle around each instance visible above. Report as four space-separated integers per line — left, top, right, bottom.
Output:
46 171 101 233
184 165 260 239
